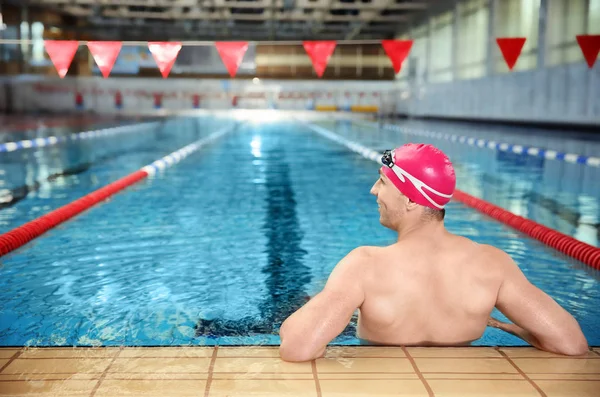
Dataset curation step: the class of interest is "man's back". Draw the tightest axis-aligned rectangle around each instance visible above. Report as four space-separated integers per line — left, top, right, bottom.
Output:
358 232 503 346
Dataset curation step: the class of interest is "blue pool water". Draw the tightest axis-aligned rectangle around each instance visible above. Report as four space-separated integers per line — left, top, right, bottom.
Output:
0 115 599 347
0 117 230 234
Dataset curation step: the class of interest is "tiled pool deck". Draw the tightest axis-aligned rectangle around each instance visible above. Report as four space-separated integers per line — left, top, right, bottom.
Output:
0 346 599 396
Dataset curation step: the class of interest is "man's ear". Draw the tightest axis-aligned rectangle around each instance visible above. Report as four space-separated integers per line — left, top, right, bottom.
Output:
406 198 420 212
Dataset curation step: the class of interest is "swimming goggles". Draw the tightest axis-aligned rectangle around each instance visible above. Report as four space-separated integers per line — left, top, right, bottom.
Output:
381 149 452 210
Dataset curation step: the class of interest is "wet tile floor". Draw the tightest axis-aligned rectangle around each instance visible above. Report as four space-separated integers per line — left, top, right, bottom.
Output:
0 346 599 396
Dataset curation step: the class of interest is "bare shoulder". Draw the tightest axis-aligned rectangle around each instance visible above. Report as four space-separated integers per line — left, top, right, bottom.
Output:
330 246 375 275
478 244 514 262
345 245 387 260
334 245 386 276
477 244 518 273
324 246 376 291
355 245 397 264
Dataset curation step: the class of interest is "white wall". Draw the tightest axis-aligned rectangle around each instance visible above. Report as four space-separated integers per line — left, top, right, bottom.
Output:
4 61 597 126
397 62 599 125
2 76 391 115
388 0 600 125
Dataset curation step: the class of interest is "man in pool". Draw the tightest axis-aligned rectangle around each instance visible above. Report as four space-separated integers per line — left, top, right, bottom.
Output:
279 143 589 362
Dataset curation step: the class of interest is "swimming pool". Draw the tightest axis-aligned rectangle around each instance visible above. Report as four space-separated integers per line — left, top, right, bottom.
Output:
0 115 598 348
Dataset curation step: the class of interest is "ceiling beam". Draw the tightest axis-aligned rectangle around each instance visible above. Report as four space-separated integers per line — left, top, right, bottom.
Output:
33 0 198 5
31 0 429 9
24 0 432 41
344 0 395 40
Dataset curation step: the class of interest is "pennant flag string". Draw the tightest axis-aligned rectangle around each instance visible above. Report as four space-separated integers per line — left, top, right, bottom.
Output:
33 35 595 80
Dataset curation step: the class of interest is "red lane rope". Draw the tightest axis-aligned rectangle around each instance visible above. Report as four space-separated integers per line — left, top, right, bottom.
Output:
0 170 148 257
453 190 600 270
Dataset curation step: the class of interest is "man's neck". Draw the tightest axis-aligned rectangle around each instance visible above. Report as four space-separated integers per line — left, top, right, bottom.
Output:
396 220 446 242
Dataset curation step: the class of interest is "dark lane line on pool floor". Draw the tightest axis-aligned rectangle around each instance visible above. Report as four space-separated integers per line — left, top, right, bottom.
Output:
194 142 358 340
194 146 311 337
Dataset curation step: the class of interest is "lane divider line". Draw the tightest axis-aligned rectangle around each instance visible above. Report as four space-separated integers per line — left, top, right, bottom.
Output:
0 121 160 152
304 122 600 270
0 123 237 257
356 121 599 168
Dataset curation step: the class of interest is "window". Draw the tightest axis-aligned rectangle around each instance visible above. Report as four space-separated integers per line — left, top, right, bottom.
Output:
31 22 46 65
590 0 600 34
547 0 598 65
457 0 488 79
394 33 411 81
410 26 428 83
494 0 540 72
20 21 29 56
429 12 453 82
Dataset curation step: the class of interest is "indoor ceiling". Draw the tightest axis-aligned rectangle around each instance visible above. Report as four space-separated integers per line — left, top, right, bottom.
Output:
25 0 438 41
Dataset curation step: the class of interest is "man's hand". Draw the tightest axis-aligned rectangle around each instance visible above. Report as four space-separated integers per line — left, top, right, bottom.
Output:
487 316 505 329
486 316 515 335
487 316 545 350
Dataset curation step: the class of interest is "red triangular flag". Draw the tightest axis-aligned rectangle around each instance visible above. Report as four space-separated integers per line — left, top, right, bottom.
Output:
303 41 337 78
87 41 122 78
44 40 79 78
381 40 413 74
215 42 249 78
148 42 182 78
496 37 526 70
576 35 600 68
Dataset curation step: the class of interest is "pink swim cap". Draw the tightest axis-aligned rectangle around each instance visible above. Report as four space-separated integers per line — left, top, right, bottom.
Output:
380 143 456 210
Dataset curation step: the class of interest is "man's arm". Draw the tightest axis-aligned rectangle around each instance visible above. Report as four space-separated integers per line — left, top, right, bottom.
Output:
489 247 588 355
279 248 367 362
